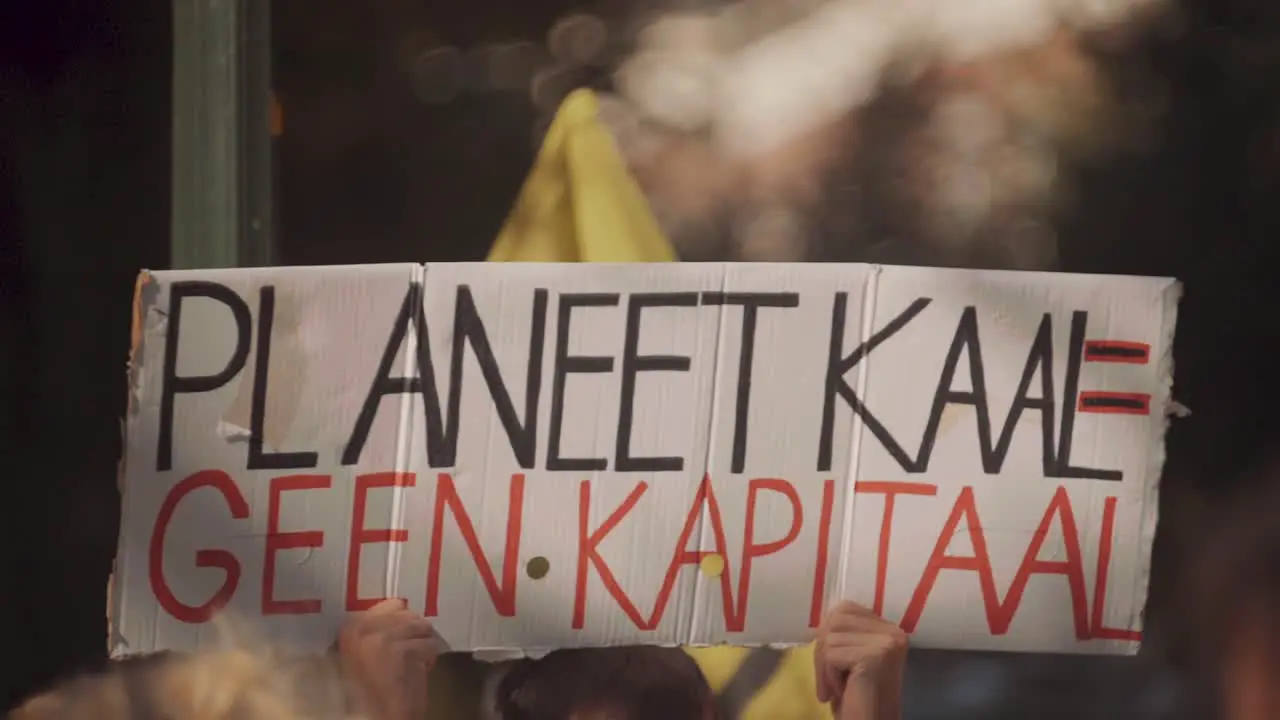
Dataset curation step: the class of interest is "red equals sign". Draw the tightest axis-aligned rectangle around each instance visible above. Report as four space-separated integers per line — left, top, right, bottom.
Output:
1077 391 1150 415
1078 340 1151 415
1083 340 1150 365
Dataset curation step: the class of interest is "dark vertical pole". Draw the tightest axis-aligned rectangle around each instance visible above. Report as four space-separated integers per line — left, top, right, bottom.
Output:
171 0 275 269
239 0 274 268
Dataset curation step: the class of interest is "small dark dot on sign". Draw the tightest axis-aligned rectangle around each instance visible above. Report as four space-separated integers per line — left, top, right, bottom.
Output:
526 556 550 580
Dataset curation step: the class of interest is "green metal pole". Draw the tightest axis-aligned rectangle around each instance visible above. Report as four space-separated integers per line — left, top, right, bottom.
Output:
170 0 274 269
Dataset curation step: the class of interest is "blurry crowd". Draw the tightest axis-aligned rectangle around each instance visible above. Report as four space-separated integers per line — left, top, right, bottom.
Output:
272 0 1180 270
602 0 1165 267
347 0 1173 267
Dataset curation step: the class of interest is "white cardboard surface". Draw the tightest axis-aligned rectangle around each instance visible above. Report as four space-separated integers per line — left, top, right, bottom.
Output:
111 263 1178 657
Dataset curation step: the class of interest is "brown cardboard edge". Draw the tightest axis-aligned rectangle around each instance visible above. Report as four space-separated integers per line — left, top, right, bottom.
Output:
126 271 151 418
107 270 154 657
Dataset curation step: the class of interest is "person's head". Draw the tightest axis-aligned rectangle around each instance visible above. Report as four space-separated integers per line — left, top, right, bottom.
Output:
1193 452 1280 720
490 646 719 720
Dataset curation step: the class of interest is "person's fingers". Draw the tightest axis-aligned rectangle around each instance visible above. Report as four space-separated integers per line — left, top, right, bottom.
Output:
814 639 832 702
824 611 895 636
386 657 431 720
821 642 882 672
825 620 908 654
368 662 425 720
385 616 438 643
818 601 849 634
353 609 428 640
827 600 877 623
367 597 409 616
825 664 846 706
817 641 873 702
823 632 901 654
826 601 904 633
355 615 438 664
366 608 417 635
398 640 439 677
818 601 890 700
355 617 435 653
815 600 909 720
838 669 878 720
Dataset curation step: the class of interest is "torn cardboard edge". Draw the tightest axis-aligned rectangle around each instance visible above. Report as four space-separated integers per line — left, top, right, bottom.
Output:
1126 280 1181 643
108 271 153 656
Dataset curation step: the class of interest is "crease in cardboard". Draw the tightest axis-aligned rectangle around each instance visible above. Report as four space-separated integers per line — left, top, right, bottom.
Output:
385 267 425 603
686 265 732 646
125 271 157 422
834 265 880 602
111 269 157 658
128 272 152 358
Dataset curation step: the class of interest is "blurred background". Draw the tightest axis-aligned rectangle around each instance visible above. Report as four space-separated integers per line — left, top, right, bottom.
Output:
4 0 1280 716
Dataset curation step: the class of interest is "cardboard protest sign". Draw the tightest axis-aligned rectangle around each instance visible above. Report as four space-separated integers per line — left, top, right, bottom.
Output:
111 263 1177 658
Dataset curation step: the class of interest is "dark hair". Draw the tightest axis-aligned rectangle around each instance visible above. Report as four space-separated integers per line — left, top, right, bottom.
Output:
1191 451 1280 677
493 646 718 720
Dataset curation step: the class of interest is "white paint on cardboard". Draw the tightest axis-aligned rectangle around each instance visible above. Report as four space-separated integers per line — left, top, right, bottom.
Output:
112 263 1178 658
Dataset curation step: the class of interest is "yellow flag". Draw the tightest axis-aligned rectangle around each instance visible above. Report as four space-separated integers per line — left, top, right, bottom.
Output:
486 89 677 263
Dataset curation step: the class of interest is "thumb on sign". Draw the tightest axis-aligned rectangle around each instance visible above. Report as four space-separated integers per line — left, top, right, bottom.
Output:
338 598 438 720
366 597 408 615
814 601 907 720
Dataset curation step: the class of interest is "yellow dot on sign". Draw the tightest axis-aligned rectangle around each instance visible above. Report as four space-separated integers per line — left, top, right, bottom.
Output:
699 554 725 578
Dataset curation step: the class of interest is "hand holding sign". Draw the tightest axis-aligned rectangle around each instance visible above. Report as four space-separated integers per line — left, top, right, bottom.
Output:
337 598 439 720
815 601 907 720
